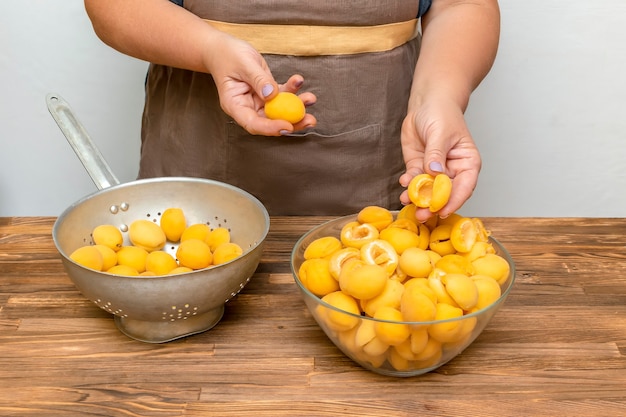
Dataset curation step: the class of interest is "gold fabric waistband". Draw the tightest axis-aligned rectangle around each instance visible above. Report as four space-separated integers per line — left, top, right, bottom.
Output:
204 18 419 56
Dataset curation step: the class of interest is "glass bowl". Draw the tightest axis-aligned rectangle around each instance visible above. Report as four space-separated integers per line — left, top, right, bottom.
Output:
290 213 515 377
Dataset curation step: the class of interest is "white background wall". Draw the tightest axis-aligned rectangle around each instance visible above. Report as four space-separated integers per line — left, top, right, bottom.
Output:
1 1 625 217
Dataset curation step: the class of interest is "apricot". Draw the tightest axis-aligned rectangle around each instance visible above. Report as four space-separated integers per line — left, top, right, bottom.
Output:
339 261 388 300
443 316 478 348
407 173 452 212
362 278 404 317
146 250 179 275
360 239 399 276
299 258 339 297
176 238 213 270
92 224 123 252
93 244 117 271
107 264 139 276
354 319 377 348
390 266 409 283
340 221 379 249
400 284 436 322
379 227 420 255
129 219 166 252
415 223 431 250
304 235 342 260
399 247 433 278
212 242 243 265
70 245 104 271
206 227 231 252
169 266 194 275
388 346 412 371
116 245 149 273
357 206 394 231
435 254 475 276
264 92 306 124
409 327 430 356
441 273 479 310
374 306 410 346
450 216 478 253
425 250 442 266
428 303 465 343
412 336 442 362
392 336 418 362
328 247 361 280
180 223 212 243
361 334 390 357
461 241 495 262
159 208 186 242
427 271 460 307
403 278 437 305
472 217 491 242
470 274 502 312
320 291 361 332
428 224 456 256
407 174 435 208
472 253 511 285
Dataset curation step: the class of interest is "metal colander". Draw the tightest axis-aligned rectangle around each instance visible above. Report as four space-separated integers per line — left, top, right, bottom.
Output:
47 94 270 343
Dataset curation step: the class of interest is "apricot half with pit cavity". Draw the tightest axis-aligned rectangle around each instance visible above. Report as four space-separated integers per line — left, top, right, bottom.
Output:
360 239 399 276
450 216 478 253
340 221 379 249
407 173 452 213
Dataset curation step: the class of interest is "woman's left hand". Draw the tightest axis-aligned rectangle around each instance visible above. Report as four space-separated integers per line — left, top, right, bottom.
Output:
399 95 482 222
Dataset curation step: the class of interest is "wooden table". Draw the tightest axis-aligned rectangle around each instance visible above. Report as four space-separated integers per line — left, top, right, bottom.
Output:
1 216 626 416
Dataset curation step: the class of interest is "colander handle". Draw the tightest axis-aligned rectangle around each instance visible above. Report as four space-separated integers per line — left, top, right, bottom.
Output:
46 93 120 190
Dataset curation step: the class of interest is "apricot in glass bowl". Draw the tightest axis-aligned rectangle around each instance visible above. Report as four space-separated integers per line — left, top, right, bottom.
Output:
290 210 515 377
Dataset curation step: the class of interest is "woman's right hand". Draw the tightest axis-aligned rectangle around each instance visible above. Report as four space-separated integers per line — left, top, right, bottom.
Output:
205 34 317 136
85 0 316 137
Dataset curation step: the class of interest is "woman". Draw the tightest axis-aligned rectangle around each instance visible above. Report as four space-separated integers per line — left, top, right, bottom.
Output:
84 0 500 220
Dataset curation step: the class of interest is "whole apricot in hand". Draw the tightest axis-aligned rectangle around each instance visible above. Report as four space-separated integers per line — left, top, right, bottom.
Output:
264 92 306 124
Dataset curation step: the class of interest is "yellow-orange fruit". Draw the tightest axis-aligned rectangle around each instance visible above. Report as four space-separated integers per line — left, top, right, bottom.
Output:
159 208 186 242
70 245 104 271
176 238 213 270
92 224 123 252
129 219 167 252
357 206 394 231
264 92 306 124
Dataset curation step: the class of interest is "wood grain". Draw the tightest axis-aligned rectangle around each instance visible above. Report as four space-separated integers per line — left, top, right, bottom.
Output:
1 216 626 416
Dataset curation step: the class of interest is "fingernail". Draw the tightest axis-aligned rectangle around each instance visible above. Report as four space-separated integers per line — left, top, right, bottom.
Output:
429 161 443 173
279 130 291 136
262 84 274 98
304 101 315 107
294 80 304 88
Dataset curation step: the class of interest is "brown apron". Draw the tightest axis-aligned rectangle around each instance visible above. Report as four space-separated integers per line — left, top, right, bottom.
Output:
139 0 421 215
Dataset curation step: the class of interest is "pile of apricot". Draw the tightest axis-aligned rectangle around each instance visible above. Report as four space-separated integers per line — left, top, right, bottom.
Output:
297 203 511 373
69 208 244 276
